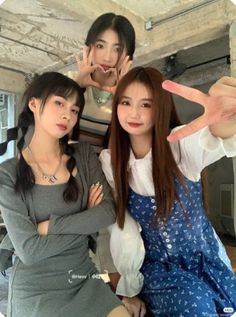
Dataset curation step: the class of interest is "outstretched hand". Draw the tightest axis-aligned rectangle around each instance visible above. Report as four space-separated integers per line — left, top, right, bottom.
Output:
162 76 236 142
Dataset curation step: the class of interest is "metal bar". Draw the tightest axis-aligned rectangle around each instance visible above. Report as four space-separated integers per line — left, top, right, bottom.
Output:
0 34 64 61
146 0 219 30
0 64 27 75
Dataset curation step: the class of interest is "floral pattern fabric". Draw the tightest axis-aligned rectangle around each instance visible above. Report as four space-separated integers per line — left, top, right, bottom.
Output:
128 179 236 317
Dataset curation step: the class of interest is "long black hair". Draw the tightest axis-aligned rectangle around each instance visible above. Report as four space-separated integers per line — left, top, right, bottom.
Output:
85 12 136 60
0 72 85 202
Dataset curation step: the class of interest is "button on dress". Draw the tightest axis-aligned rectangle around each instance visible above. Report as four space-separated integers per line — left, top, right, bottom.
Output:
128 179 236 316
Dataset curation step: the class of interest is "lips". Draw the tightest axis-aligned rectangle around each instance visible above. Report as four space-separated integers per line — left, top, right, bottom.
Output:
56 124 67 131
100 64 112 72
128 122 142 128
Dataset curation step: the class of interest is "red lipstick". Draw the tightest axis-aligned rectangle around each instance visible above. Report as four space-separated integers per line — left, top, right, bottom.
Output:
57 124 67 131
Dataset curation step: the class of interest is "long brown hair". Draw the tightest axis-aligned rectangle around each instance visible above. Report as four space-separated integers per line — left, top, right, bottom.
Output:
109 67 185 229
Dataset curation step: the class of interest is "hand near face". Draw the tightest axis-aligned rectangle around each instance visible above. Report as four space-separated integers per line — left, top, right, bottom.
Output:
76 46 132 95
75 46 103 89
162 76 236 142
100 54 133 95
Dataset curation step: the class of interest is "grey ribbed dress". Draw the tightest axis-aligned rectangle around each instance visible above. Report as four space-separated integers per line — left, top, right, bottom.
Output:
0 142 121 317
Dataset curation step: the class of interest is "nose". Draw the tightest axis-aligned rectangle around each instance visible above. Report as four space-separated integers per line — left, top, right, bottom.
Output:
103 47 112 63
61 109 71 121
129 106 140 119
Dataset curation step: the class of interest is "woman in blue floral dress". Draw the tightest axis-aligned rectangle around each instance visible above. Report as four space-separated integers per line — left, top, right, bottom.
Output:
100 67 236 316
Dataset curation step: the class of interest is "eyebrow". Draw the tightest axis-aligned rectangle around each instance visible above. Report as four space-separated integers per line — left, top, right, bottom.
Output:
120 96 153 102
95 39 121 46
56 95 80 108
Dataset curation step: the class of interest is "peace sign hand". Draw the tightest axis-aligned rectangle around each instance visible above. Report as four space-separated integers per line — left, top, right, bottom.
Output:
162 76 236 142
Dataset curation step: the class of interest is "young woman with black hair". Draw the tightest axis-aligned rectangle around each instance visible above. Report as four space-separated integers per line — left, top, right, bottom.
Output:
74 12 135 145
0 72 131 317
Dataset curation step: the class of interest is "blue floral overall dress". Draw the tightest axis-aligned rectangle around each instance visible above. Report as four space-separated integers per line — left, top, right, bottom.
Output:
128 179 236 317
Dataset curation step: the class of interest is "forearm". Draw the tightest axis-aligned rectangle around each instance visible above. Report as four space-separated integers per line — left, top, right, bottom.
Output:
48 142 116 235
0 169 81 266
3 211 81 266
2 224 83 266
48 198 116 235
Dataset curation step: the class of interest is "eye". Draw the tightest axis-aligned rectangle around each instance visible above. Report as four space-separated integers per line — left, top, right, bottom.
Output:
120 100 130 106
96 43 104 49
141 102 152 108
55 100 64 107
114 46 122 53
71 108 79 115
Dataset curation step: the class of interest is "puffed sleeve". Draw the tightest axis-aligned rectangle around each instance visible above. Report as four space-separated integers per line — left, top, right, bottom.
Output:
0 165 83 266
109 212 145 297
100 149 145 296
199 127 236 157
171 126 236 181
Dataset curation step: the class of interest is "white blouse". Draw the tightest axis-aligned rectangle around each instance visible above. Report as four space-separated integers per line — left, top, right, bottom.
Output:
99 127 236 297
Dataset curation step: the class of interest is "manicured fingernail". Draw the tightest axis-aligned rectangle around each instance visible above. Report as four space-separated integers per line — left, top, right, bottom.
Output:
99 184 103 189
95 182 100 186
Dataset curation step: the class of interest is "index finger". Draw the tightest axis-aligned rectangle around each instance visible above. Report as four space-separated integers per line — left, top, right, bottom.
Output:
162 80 208 106
140 304 147 317
167 115 208 142
88 46 94 65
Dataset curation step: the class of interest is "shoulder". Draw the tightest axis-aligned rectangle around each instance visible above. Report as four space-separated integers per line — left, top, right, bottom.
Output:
70 141 99 167
70 141 92 156
0 157 18 188
0 157 17 173
99 149 111 163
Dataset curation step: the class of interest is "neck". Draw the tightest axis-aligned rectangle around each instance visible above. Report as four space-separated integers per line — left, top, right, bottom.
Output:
29 134 61 160
130 134 152 159
92 70 116 87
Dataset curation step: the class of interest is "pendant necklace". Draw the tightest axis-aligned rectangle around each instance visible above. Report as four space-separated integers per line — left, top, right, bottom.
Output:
28 145 62 184
92 87 113 106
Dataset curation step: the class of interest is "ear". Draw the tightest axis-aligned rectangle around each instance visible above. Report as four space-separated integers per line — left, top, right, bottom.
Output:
28 98 39 113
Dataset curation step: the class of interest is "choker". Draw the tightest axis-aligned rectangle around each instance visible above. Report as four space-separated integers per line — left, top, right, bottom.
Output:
92 87 112 106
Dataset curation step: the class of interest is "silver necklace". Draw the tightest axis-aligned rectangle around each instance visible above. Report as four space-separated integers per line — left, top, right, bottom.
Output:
28 145 62 184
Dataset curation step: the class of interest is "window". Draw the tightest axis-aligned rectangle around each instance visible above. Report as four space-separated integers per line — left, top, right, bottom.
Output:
0 92 16 163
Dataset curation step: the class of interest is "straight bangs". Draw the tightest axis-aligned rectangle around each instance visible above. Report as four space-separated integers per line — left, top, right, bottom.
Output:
40 84 84 114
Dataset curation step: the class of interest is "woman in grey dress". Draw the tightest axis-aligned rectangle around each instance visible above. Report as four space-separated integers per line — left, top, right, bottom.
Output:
0 72 130 317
